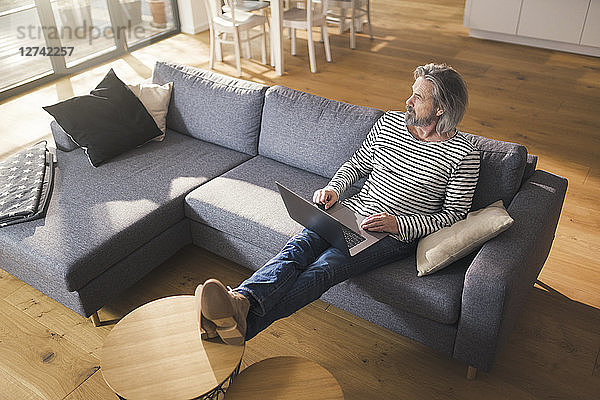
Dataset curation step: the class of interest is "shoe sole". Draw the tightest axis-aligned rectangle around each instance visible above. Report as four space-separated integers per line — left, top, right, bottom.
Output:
201 279 245 346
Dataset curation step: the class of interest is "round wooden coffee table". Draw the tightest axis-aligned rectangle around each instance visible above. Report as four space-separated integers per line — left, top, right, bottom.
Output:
225 356 344 400
101 295 244 399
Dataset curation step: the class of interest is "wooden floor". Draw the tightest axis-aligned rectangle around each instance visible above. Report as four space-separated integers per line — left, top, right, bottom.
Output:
0 0 599 399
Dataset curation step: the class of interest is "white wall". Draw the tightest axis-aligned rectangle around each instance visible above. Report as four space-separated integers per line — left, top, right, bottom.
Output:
177 0 209 34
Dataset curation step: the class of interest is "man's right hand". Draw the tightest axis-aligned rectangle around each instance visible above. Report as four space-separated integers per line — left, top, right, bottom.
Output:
312 187 339 210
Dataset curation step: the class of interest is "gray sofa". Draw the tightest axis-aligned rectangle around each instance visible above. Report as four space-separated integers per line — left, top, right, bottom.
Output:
0 62 567 373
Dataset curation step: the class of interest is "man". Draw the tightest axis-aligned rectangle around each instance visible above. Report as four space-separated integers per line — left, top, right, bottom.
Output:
198 63 481 345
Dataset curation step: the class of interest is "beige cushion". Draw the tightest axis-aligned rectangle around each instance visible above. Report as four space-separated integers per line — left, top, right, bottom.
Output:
128 81 173 141
416 200 514 277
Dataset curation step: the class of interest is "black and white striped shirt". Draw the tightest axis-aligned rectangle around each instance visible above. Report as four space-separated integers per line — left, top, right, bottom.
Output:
327 111 480 242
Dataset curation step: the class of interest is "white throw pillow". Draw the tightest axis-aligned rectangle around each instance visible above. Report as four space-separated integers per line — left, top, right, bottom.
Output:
128 81 173 141
416 200 514 277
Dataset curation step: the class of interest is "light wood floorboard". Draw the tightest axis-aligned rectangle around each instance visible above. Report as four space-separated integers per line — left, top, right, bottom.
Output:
1 0 599 398
2 246 599 399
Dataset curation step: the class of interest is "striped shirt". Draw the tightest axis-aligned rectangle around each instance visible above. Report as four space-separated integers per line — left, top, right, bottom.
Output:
326 111 480 242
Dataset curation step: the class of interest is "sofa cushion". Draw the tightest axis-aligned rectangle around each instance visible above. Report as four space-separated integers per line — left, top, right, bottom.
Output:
0 130 251 292
185 156 346 254
258 85 384 179
416 200 514 277
152 62 268 155
43 69 164 167
127 80 173 139
464 133 528 211
322 253 473 325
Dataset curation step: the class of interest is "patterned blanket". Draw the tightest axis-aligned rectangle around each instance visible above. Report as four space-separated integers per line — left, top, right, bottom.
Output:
0 141 55 227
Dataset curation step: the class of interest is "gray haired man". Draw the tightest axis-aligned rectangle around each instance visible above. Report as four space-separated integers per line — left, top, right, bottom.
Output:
198 63 481 345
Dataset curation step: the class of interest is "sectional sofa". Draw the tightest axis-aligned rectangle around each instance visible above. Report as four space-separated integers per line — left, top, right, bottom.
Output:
0 62 567 373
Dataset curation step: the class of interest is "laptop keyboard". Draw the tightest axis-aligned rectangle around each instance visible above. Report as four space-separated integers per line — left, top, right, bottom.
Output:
341 225 366 248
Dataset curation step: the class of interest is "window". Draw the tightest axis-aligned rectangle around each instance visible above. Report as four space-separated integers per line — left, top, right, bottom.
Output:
0 0 179 96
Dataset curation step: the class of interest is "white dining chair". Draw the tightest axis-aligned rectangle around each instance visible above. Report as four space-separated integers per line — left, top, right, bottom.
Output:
327 0 373 49
283 0 332 73
222 0 271 60
202 0 268 77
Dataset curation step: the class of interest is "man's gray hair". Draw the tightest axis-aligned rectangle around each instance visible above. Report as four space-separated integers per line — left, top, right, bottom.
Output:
414 63 468 135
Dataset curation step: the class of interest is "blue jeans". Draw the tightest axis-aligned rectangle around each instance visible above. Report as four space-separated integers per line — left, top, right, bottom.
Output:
236 229 416 340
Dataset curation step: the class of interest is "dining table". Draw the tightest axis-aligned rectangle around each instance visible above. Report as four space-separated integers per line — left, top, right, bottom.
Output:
269 0 284 75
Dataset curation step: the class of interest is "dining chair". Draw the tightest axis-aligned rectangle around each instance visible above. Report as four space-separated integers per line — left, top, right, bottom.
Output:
327 0 373 49
202 0 268 77
283 0 332 73
222 1 271 59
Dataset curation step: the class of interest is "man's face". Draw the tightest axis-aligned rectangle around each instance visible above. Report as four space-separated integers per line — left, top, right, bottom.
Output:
405 77 437 127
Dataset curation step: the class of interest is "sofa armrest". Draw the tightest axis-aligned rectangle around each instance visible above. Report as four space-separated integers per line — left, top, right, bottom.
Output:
50 120 79 152
453 170 567 371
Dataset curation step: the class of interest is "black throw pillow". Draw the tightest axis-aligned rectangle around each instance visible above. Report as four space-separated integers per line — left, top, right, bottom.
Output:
43 69 163 167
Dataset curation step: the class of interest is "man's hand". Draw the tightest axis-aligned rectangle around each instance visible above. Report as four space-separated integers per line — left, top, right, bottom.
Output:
312 187 339 210
360 212 399 234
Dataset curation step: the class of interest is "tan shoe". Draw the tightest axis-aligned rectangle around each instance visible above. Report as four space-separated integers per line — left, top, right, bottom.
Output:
194 284 218 340
200 279 250 346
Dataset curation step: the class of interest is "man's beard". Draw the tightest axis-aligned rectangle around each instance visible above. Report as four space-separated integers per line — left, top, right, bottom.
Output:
406 105 437 127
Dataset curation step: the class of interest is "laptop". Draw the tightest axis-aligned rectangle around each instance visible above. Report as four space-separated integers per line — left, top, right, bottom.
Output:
275 182 388 256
